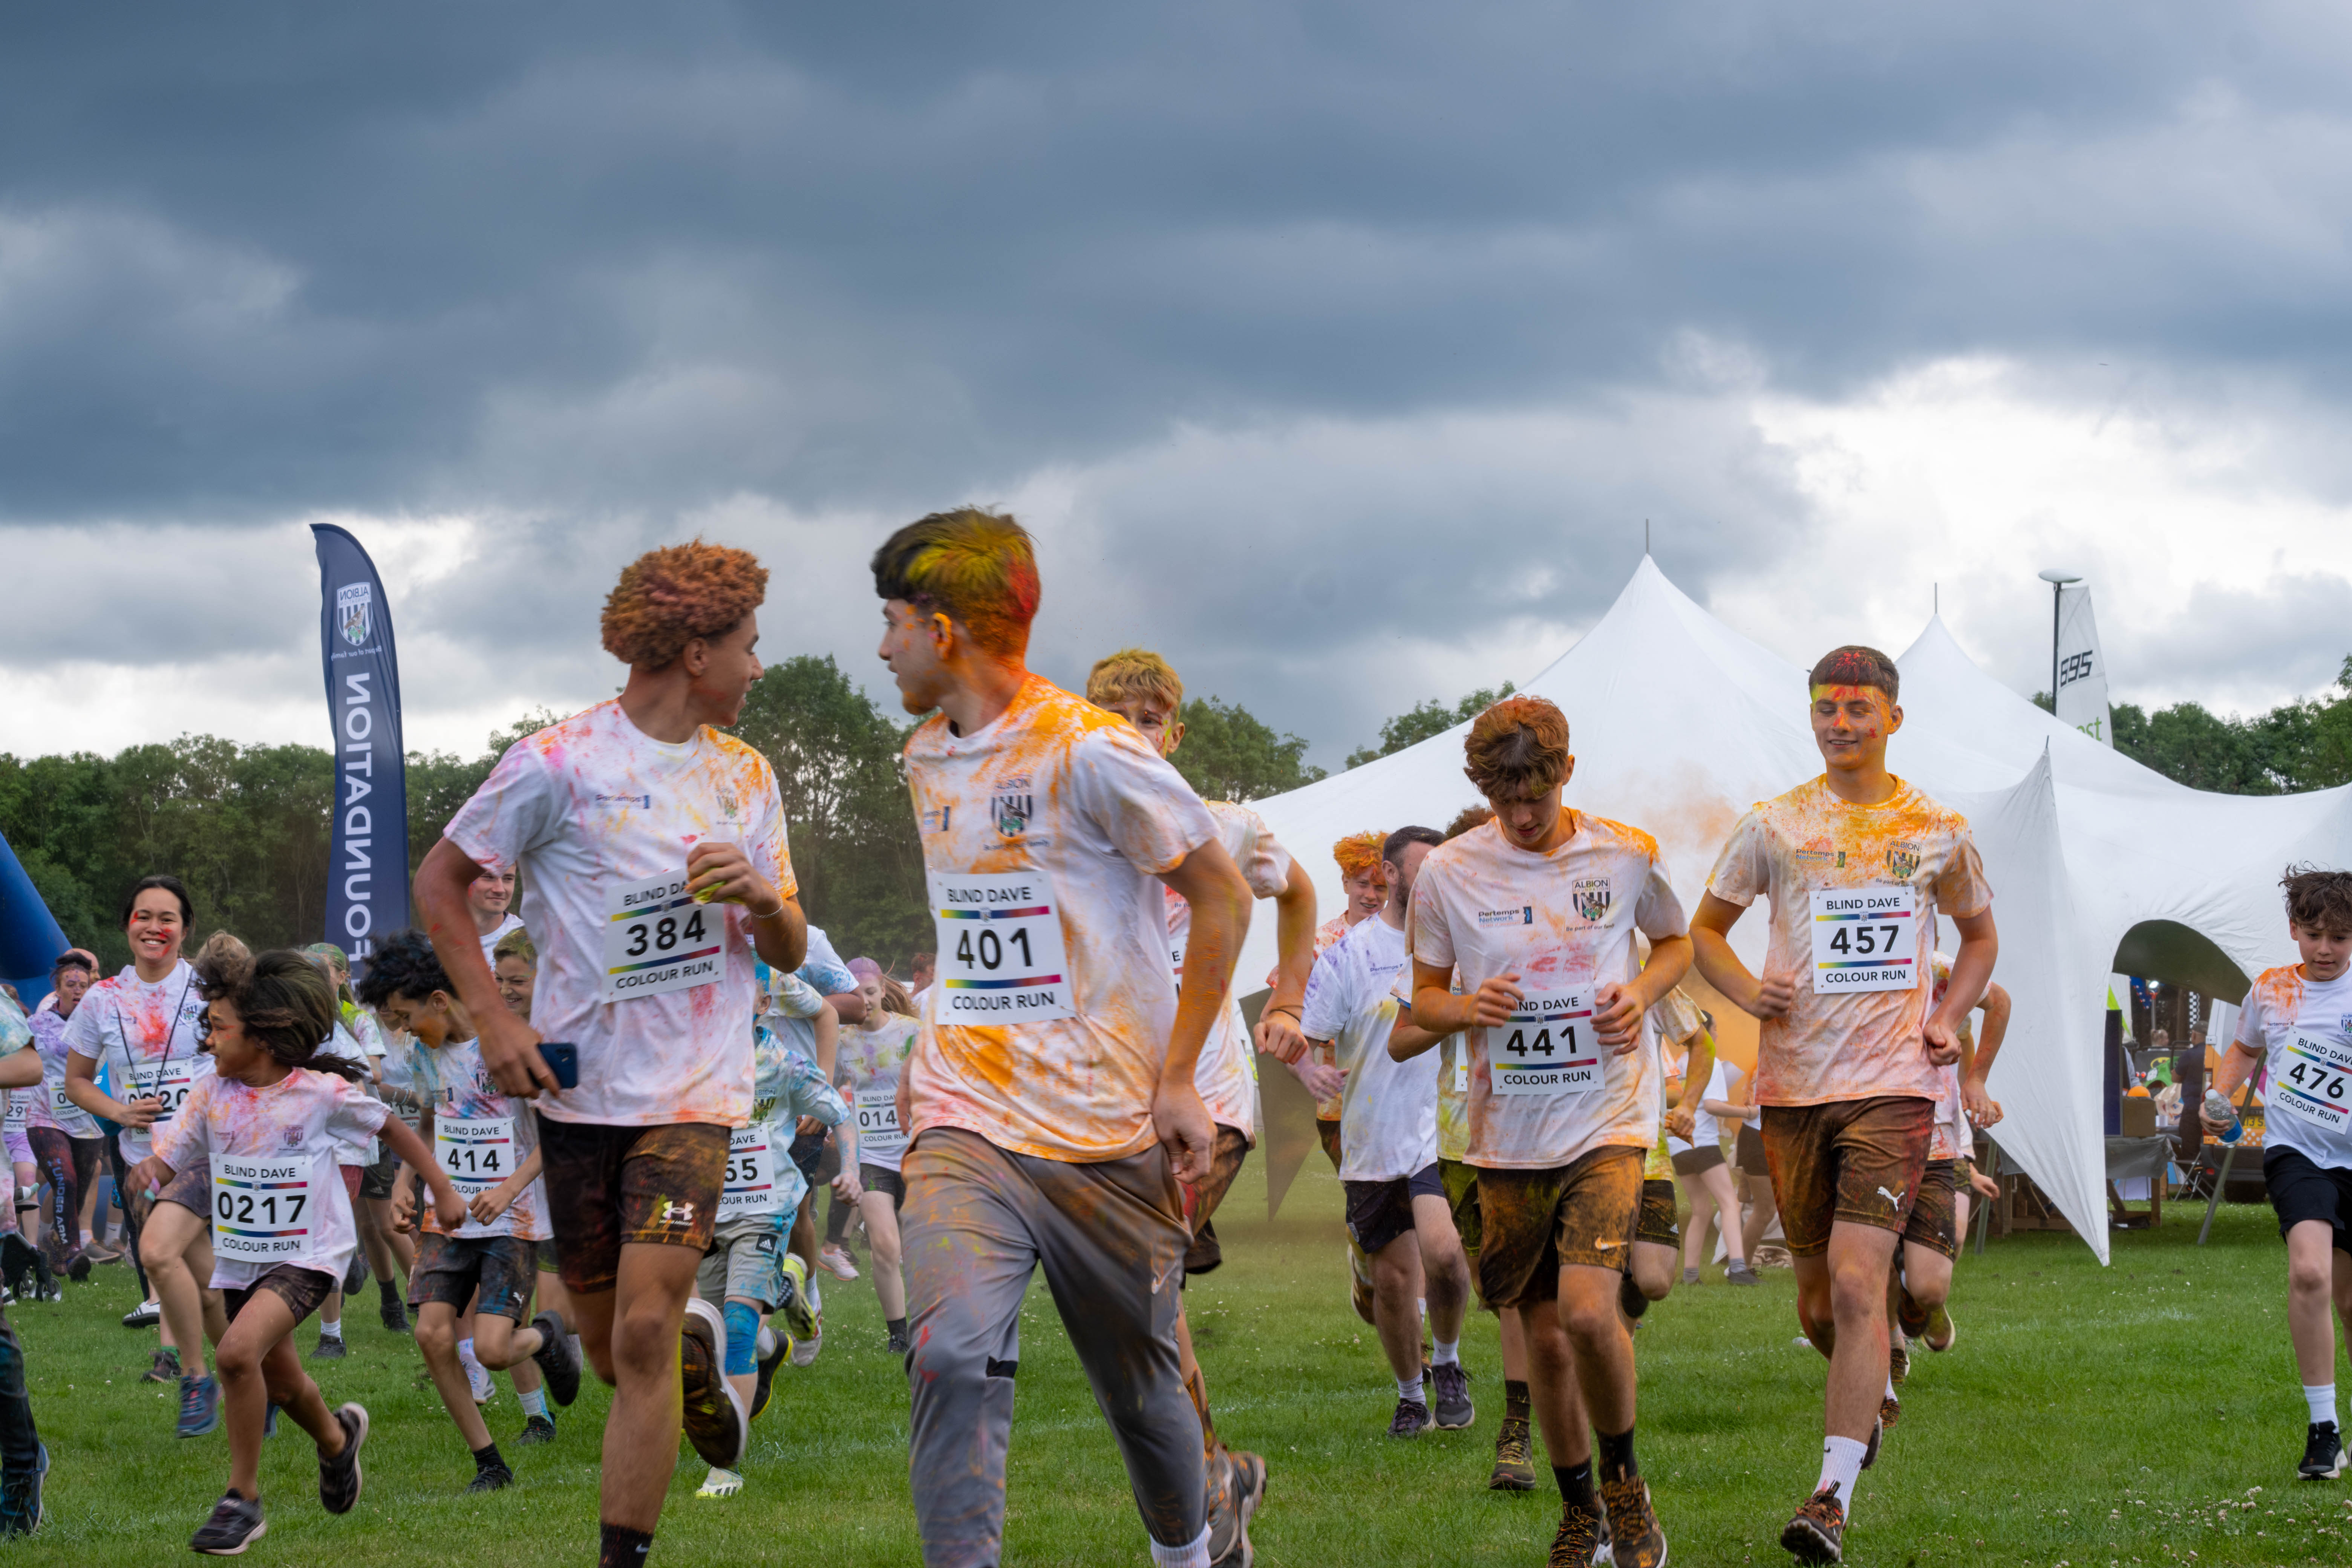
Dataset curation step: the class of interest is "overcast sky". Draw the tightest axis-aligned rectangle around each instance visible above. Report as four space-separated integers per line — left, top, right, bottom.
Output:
6 4 2352 771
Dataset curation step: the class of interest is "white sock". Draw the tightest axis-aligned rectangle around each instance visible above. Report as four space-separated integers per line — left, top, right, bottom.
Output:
1884 1373 1897 1401
1432 1337 1461 1367
1148 1525 1212 1568
2307 1383 2339 1427
318 1315 342 1339
1397 1374 1424 1403
518 1387 549 1420
1416 1295 1427 1323
1818 1436 1867 1515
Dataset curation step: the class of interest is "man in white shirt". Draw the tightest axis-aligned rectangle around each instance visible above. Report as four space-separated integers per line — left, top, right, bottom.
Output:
414 542 807 1568
468 868 524 965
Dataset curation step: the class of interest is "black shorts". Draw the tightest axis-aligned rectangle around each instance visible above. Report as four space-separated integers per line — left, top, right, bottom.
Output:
224 1266 336 1327
859 1164 907 1212
1637 1178 1680 1247
534 1115 729 1295
1670 1144 1726 1178
1344 1163 1445 1257
1735 1123 1770 1178
360 1148 400 1202
409 1231 538 1321
788 1128 829 1184
2265 1146 2352 1255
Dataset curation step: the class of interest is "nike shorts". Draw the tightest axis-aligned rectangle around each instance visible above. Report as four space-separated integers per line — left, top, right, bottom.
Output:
1636 1177 1680 1247
1760 1096 1934 1259
1439 1158 1488 1306
1473 1144 1643 1308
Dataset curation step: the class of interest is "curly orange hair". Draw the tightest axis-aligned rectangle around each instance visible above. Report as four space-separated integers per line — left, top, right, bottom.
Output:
600 541 769 669
1332 830 1388 883
1463 695 1571 799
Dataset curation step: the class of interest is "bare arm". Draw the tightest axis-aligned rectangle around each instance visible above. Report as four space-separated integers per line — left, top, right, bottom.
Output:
1155 838 1253 1183
825 990 867 1027
0 1047 41 1092
1591 934 1694 1054
1663 1030 1714 1142
65 1050 159 1128
1690 893 1793 1019
380 1112 468 1233
1412 959 1519 1038
1926 908 1999 1068
1962 979 2011 1124
2205 1042 2264 1129
1253 858 1319 1064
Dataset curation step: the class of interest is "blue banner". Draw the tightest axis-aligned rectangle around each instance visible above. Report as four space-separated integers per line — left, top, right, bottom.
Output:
311 524 409 963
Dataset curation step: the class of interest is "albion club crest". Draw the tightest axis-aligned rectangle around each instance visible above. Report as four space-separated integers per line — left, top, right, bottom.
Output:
1886 842 1922 880
991 792 1033 838
1572 878 1612 922
337 582 373 648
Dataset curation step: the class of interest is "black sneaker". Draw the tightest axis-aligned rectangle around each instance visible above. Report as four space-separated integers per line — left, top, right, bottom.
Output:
65 1251 92 1284
1546 1496 1605 1566
1431 1362 1474 1429
885 1327 910 1355
528 1311 581 1407
142 1346 182 1384
378 1281 410 1334
310 1333 347 1360
318 1403 368 1514
1387 1395 1433 1438
465 1463 514 1494
1205 1447 1262 1568
0 1441 46 1538
190 1489 266 1555
514 1413 558 1447
341 1253 369 1295
1781 1483 1846 1563
1619 1271 1651 1320
750 1326 787 1423
2301 1421 2346 1480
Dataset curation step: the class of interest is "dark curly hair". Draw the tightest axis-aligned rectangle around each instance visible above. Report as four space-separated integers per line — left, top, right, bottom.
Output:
352 929 453 1009
600 540 769 670
2282 864 2352 936
193 945 366 1084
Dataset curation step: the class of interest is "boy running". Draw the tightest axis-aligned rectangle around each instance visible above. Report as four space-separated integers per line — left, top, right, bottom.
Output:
1410 697 1689 1568
874 509 1254 1568
1690 645 1997 1564
2205 865 2352 1481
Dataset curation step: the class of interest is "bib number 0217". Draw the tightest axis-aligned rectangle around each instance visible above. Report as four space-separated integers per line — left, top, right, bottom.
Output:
1487 989 1600 1098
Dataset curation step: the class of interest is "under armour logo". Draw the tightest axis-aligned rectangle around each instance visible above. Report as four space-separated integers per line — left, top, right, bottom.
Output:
658 1199 697 1229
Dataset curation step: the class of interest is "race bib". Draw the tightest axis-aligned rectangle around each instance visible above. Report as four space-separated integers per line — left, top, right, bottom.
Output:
436 1115 517 1191
855 1087 906 1156
2269 1031 2352 1140
1486 989 1601 1098
1 1094 23 1133
51 1083 78 1116
211 1153 326 1266
602 869 727 1001
129 1060 198 1128
930 871 1075 1023
1810 888 1920 993
1453 1055 1470 1095
720 1127 778 1219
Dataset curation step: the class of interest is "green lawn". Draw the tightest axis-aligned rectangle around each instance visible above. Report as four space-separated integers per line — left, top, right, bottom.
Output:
11 1158 2352 1566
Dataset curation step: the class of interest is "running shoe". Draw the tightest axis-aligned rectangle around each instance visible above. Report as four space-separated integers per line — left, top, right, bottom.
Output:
1599 1473 1665 1568
1387 1395 1433 1438
82 1242 122 1265
790 1320 822 1368
32 1281 58 1305
1724 1260 1761 1286
1888 1337 1909 1387
378 1280 410 1334
695 1466 745 1499
1879 1392 1901 1432
515 1414 558 1447
190 1489 266 1555
263 1403 279 1439
123 1297 160 1328
341 1253 369 1295
65 1251 91 1283
1860 1416 1883 1471
1619 1272 1651 1321
1681 1266 1699 1285
776 1254 818 1343
1490 1415 1538 1491
1205 1447 1262 1568
465 1462 513 1494
0 1441 45 1538
1922 1303 1956 1353
885 1326 910 1355
679 1297 747 1468
818 1242 859 1282
311 1332 348 1360
1431 1362 1474 1430
1894 1283 1930 1341
318 1403 368 1514
462 1351 495 1406
529 1310 582 1406
178 1373 222 1438
2301 1421 2346 1480
1780 1483 1846 1564
1546 1497 1605 1567
750 1325 789 1422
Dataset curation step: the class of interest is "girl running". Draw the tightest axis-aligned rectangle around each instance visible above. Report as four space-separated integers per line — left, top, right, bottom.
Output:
836 960 918 1352
26 954 104 1282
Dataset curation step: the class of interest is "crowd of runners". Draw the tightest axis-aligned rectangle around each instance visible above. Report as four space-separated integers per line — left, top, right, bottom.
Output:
0 511 2344 1567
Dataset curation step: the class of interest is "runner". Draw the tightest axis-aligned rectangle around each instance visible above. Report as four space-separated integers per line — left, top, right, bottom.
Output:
469 867 525 962
0 1067 44 1303
129 945 466 1554
414 540 806 1568
0 990 47 1537
1302 831 1389 1171
835 959 917 1351
2203 865 2352 1482
1409 695 1687 1568
1689 645 1997 1564
306 943 413 1337
760 930 855 1364
61 877 219 1431
1303 824 1474 1438
1624 990 1726 1324
1666 1003 1757 1288
26 954 102 1285
1087 646 1319 1497
356 930 581 1493
874 508 1254 1568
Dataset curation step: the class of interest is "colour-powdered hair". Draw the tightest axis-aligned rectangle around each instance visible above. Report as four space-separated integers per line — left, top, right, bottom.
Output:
1332 831 1389 883
600 541 770 670
1441 804 1494 841
1462 695 1571 799
493 929 537 967
194 945 366 1084
2282 864 2352 935
1086 648 1184 713
1809 645 1900 703
870 508 1041 657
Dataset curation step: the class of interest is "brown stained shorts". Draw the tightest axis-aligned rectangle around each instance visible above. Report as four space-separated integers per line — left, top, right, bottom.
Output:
1637 1177 1681 1248
1902 1158 1959 1260
1315 1118 1343 1173
533 1114 729 1295
1181 1125 1251 1281
224 1265 335 1327
1474 1144 1644 1308
1439 1158 1488 1306
1760 1095 1935 1259
153 1162 210 1217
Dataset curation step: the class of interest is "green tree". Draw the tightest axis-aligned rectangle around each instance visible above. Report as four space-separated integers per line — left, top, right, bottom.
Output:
2041 655 2352 794
1346 683 1516 769
404 709 566 879
1171 697 1326 804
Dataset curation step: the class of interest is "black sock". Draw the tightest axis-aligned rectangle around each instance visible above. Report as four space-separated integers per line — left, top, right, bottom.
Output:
886 1316 908 1339
1596 1425 1638 1485
1505 1379 1531 1420
1553 1460 1597 1512
598 1522 654 1568
473 1441 506 1473
378 1278 400 1304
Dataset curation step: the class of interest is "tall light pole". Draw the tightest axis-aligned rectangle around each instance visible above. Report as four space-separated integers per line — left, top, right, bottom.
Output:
2037 567 2081 710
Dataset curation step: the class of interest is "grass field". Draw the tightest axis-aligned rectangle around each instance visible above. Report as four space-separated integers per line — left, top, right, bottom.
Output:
10 1156 2352 1567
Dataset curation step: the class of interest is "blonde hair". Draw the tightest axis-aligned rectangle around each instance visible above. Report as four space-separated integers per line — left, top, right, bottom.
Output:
1086 648 1184 713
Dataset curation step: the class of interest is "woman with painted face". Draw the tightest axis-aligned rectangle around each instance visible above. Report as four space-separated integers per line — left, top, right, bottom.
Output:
25 954 104 1284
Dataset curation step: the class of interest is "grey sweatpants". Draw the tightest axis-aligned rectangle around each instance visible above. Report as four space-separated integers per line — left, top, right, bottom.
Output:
903 1127 1204 1568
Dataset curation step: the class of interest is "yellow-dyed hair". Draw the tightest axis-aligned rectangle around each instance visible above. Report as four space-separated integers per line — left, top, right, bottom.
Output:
1086 648 1184 712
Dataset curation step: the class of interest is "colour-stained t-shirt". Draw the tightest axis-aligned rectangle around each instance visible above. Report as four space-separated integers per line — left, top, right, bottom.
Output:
445 699 794 1130
2235 962 2352 1171
745 1034 850 1224
1411 813 1688 1170
152 1068 390 1289
1705 776 1991 1109
407 1036 551 1242
61 960 211 1161
903 675 1219 1163
1303 916 1433 1182
1169 799 1292 1144
836 1012 919 1174
28 1008 100 1139
1292 913 1362 1120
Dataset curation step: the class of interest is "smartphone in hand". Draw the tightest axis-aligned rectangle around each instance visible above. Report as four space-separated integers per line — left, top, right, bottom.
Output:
539 1041 579 1090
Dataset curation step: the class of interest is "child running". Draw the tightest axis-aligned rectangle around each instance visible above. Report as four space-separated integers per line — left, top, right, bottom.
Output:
129 946 467 1554
836 959 918 1352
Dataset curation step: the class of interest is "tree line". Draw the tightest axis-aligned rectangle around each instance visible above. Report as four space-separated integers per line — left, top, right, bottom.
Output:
5 656 2344 975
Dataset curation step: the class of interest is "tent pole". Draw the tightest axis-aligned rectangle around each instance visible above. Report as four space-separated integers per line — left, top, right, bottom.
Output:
2197 1069 2263 1246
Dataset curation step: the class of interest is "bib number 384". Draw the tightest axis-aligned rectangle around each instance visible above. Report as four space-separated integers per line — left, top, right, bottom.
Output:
930 871 1075 1023
2271 1031 2352 1138
602 868 727 1001
1810 888 1919 994
1487 989 1600 1098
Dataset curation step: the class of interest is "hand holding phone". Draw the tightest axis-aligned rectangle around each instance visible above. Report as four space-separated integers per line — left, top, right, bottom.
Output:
539 1041 579 1090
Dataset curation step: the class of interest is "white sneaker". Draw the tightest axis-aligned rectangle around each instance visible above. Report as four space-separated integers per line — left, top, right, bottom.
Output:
695 1466 745 1499
462 1352 494 1405
818 1243 860 1282
790 1325 822 1368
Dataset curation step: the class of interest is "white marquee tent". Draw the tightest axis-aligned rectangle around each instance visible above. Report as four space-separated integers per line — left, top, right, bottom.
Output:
1237 557 2352 1262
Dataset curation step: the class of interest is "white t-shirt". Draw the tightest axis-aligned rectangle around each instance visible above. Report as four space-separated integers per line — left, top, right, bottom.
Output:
445 699 795 1130
1410 813 1688 1171
2235 962 2352 1171
61 960 212 1161
477 912 526 966
903 675 1219 1163
1168 799 1292 1145
1303 916 1436 1183
409 1036 551 1242
152 1068 390 1289
1669 1059 1735 1153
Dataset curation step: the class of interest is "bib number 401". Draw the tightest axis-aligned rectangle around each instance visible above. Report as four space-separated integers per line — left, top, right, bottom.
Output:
953 925 1035 974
